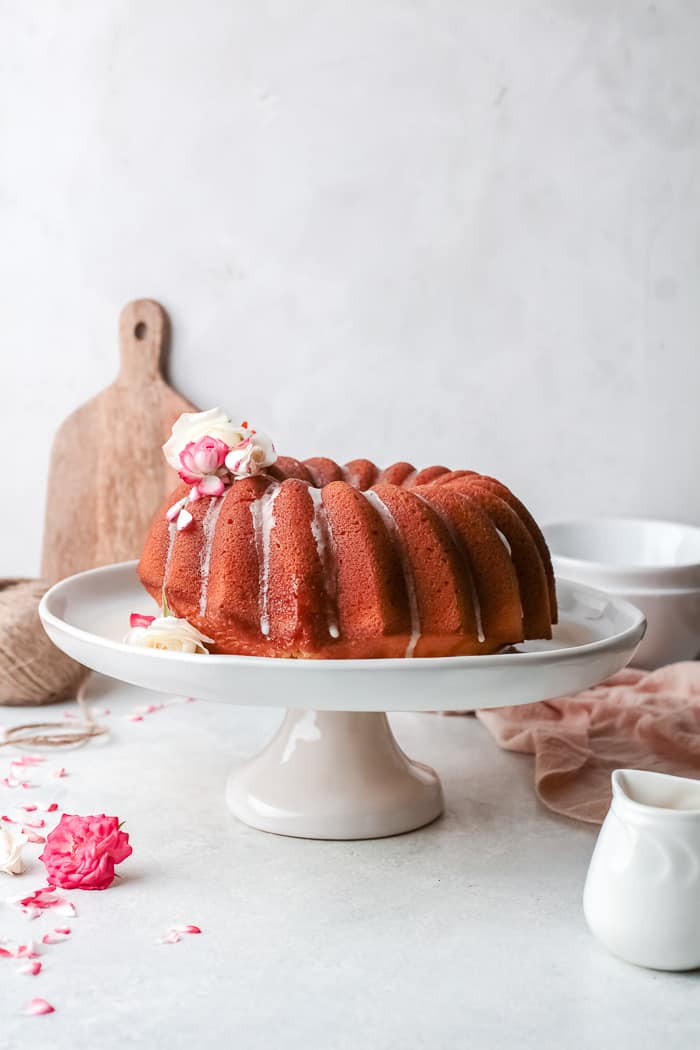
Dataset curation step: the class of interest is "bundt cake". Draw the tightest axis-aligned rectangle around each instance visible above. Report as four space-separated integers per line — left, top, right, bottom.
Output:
136 410 557 659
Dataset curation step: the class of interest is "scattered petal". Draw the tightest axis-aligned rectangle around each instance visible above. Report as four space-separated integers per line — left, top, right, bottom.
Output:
157 930 182 944
52 902 77 918
41 928 70 945
176 507 193 532
130 613 156 629
158 924 201 943
16 943 42 959
10 887 76 919
22 829 46 845
166 495 189 522
23 997 54 1015
17 961 42 976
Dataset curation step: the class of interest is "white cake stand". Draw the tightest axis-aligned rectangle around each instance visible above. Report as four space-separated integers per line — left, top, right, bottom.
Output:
40 562 645 840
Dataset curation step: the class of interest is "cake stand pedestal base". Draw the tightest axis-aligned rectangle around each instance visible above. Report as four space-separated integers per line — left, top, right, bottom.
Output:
226 710 444 840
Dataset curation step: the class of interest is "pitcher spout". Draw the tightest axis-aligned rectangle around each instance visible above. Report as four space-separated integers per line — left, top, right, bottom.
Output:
612 769 700 817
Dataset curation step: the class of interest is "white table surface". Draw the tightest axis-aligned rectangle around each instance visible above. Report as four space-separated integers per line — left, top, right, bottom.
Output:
0 674 695 1050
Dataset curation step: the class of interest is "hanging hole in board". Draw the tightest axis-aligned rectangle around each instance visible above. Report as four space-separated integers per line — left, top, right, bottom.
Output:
134 322 147 340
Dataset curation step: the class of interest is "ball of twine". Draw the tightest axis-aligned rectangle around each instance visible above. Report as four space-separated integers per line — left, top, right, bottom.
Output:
0 578 87 706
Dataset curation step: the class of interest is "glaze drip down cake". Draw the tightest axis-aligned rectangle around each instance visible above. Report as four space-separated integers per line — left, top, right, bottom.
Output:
137 410 557 659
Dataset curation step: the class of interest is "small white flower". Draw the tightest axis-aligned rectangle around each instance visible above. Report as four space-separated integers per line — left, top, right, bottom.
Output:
124 616 214 654
224 429 277 478
0 827 27 876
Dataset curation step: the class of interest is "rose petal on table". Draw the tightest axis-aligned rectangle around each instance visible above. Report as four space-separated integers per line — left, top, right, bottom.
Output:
17 960 42 976
22 817 45 829
22 829 46 844
52 902 76 918
157 930 182 944
42 928 70 945
16 942 42 959
23 997 54 1015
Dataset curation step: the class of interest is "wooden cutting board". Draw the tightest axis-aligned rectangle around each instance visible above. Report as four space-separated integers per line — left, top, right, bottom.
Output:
41 299 197 584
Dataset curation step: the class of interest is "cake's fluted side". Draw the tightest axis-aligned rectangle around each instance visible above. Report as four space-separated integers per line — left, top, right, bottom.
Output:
137 457 557 658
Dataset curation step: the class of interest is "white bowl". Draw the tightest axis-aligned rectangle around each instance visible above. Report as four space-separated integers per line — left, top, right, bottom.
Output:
544 518 700 669
544 518 700 590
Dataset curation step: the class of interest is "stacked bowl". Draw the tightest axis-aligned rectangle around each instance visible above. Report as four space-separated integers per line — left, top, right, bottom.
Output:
543 519 700 670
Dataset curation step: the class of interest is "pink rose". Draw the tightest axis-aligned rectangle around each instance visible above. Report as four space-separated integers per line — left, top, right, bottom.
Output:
39 814 132 891
178 436 229 491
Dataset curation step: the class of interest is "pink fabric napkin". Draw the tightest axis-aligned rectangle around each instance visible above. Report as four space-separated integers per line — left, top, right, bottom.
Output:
476 663 700 824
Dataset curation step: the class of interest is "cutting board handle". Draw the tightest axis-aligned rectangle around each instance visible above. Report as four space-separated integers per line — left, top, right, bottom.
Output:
118 299 169 383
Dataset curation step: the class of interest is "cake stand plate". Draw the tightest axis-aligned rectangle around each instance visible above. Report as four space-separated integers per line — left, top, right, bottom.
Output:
40 562 645 840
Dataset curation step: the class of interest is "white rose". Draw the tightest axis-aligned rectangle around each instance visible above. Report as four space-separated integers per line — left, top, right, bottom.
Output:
0 827 27 876
225 428 277 478
163 409 247 472
124 616 214 654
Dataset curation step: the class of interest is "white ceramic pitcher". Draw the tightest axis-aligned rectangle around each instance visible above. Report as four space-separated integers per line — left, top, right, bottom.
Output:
583 769 700 971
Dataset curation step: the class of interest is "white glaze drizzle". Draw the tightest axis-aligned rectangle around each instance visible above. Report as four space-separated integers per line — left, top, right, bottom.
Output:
364 490 421 658
198 496 225 617
162 521 177 604
308 486 340 639
413 491 485 644
495 527 512 555
250 483 281 637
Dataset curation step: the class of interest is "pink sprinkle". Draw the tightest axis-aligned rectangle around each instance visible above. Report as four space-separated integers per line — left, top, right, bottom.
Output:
128 715 144 723
17 961 42 976
44 803 59 813
11 756 45 767
22 829 45 844
172 924 202 935
22 817 45 829
52 769 68 779
53 927 71 936
130 613 156 629
2 814 17 824
21 805 38 813
23 997 54 1015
